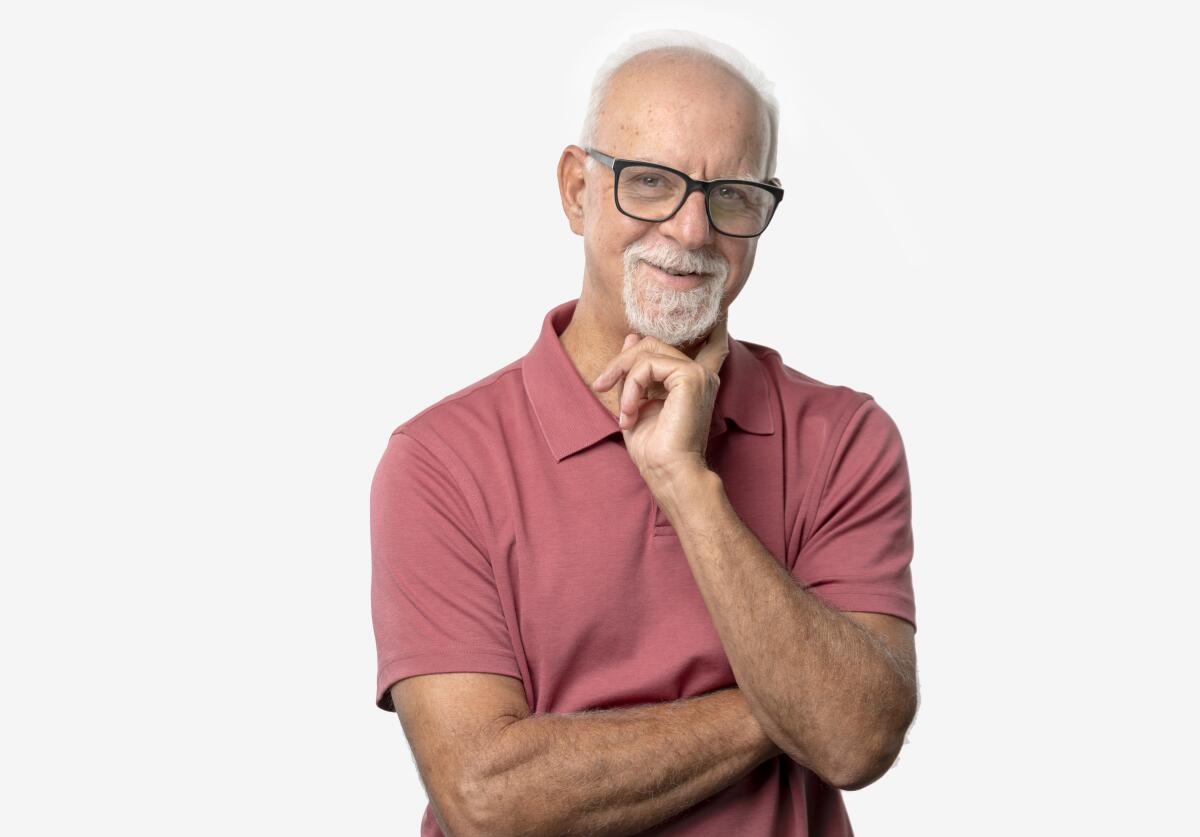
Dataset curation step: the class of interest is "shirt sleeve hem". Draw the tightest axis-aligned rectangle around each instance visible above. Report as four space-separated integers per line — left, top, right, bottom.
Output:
376 650 523 712
806 589 917 632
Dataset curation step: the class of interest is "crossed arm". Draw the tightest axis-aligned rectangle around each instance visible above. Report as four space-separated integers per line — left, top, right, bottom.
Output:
393 677 780 837
393 605 913 836
391 476 918 836
393 511 916 837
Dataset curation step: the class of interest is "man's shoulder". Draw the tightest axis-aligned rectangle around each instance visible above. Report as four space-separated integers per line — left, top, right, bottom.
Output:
736 337 875 421
386 354 528 452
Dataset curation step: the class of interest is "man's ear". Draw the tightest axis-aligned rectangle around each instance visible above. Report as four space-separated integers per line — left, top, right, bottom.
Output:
557 145 589 236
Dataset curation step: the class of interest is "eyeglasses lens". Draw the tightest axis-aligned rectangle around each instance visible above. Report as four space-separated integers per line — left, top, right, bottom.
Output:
616 165 774 236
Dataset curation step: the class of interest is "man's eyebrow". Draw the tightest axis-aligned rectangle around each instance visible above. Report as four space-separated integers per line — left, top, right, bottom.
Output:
635 155 761 182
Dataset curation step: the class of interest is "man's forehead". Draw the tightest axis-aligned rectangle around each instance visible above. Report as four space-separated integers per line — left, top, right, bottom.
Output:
597 122 766 182
595 114 767 182
594 51 770 180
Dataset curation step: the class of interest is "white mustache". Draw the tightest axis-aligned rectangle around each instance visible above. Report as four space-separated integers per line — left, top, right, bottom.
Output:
624 242 728 279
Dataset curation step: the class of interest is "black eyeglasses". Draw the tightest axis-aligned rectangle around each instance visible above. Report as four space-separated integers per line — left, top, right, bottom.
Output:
585 147 784 238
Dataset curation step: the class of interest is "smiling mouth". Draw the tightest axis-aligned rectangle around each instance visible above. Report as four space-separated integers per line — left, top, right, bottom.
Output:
642 260 702 278
639 260 710 291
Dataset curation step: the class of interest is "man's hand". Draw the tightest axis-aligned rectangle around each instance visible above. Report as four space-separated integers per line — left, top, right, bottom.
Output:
590 317 730 493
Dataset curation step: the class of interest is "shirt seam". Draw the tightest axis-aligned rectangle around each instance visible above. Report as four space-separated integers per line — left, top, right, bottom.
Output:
394 365 523 432
805 587 910 600
804 395 875 541
381 648 517 666
393 428 495 568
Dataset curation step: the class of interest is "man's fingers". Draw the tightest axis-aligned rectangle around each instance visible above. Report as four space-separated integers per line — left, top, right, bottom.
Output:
618 354 695 418
594 325 726 394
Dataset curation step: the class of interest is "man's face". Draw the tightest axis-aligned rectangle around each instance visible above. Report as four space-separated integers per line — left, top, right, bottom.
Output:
578 51 773 348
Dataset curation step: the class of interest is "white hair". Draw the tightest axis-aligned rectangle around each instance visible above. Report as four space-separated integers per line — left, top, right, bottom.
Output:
579 29 780 179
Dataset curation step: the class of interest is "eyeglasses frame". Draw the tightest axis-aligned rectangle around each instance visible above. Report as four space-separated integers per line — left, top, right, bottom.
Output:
584 147 784 238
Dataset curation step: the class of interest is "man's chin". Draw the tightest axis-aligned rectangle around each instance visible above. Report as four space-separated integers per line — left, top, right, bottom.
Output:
626 303 720 347
622 267 725 343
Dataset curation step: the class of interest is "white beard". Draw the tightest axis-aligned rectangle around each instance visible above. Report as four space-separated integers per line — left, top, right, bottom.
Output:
621 240 729 347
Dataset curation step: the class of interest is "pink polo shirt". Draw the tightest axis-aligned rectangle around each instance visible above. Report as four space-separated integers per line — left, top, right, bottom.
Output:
371 297 916 836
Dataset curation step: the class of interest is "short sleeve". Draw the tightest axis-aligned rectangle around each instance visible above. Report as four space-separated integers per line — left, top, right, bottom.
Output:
370 430 522 712
793 398 917 630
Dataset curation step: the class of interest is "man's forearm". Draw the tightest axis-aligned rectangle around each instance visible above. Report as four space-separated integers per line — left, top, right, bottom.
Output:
465 686 781 837
656 468 917 789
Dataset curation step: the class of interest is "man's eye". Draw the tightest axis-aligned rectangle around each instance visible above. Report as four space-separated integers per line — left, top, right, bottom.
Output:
717 186 745 202
639 175 663 188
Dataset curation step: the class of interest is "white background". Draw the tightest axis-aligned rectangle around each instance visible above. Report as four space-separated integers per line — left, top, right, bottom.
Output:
2 1 1197 834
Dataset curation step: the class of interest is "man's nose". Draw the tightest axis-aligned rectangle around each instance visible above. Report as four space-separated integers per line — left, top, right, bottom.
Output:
657 190 713 250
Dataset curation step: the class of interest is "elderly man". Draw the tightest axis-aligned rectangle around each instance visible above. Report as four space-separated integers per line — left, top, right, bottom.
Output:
371 31 918 837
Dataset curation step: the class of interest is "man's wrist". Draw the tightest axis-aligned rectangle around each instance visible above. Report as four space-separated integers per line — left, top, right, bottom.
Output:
650 465 727 531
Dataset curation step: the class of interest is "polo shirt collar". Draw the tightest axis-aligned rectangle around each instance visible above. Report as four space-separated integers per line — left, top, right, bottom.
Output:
523 298 775 462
